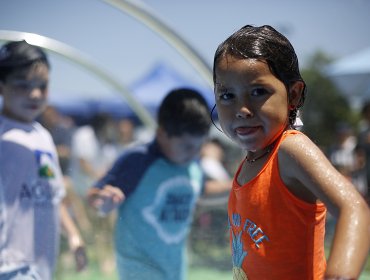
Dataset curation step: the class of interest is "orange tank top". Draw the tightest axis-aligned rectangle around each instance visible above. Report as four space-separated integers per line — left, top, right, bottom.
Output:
228 130 327 280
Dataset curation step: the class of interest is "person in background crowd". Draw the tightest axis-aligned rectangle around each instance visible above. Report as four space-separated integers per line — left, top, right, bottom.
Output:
40 106 92 240
200 137 231 182
327 122 367 197
357 100 370 204
69 113 117 197
68 112 119 273
115 117 137 153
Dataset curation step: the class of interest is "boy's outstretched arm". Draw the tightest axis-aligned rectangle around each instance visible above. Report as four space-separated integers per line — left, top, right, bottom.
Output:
87 185 125 216
204 179 232 195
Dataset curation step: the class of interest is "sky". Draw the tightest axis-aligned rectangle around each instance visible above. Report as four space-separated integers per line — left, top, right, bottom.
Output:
0 0 370 105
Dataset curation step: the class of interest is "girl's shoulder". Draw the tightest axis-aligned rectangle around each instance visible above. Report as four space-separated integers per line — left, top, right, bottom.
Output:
280 130 316 154
278 130 326 172
277 130 333 203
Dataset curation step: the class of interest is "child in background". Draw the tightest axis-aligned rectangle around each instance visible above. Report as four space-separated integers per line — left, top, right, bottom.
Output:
0 40 87 280
200 138 231 182
212 25 370 280
88 88 230 280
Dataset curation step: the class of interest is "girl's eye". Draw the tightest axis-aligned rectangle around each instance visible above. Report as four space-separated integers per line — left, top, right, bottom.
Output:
251 88 268 96
220 92 234 101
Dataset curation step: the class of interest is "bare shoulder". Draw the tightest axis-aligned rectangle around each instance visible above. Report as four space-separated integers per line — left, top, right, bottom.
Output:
277 132 334 203
277 131 362 210
278 132 329 166
280 132 319 154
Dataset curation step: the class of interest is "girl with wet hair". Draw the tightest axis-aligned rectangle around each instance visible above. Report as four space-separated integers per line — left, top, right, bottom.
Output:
213 25 370 280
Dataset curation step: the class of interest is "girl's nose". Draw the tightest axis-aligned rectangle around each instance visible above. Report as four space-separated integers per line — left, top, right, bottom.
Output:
236 105 253 118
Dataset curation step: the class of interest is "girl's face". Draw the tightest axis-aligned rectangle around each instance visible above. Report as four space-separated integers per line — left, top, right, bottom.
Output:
0 63 49 123
214 55 291 152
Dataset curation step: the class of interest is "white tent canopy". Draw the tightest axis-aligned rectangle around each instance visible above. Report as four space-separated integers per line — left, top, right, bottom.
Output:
327 48 370 76
326 47 370 108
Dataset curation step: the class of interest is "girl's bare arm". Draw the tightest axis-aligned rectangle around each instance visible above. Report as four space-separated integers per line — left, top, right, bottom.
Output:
279 133 370 279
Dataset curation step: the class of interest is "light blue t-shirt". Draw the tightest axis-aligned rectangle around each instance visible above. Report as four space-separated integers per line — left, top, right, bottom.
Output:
95 140 204 280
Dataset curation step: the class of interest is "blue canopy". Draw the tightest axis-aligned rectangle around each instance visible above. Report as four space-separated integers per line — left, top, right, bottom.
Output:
130 61 214 114
50 62 215 124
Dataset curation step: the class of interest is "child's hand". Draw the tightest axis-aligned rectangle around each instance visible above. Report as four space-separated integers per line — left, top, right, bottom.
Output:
74 246 88 272
68 235 88 272
89 185 125 216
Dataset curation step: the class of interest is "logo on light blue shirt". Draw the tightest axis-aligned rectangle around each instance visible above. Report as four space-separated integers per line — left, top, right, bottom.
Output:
142 176 201 244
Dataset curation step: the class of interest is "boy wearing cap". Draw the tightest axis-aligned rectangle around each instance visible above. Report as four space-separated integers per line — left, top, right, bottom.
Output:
0 40 87 279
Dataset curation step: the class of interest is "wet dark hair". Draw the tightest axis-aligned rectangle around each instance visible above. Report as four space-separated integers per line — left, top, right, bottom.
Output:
213 25 306 126
0 40 50 82
158 88 211 137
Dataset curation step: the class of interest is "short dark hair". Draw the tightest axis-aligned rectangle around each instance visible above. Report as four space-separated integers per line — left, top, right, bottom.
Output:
157 88 211 137
0 40 50 82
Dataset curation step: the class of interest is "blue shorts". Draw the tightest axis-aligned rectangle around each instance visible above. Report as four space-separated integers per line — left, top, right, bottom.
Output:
0 266 41 280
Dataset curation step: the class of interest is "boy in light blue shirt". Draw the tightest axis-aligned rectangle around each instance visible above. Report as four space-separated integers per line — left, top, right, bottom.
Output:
88 88 215 280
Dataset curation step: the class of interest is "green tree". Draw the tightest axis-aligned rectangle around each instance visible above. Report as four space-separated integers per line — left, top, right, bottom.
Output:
300 52 358 149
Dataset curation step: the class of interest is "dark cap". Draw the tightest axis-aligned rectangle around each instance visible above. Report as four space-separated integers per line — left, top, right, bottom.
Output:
0 40 49 68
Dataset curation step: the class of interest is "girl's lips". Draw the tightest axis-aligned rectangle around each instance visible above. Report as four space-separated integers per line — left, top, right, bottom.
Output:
235 126 260 135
